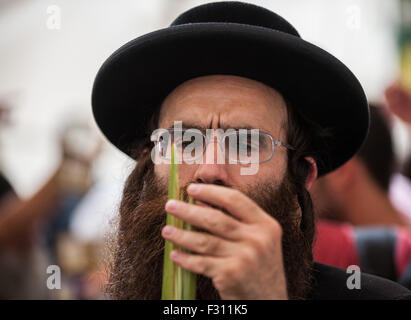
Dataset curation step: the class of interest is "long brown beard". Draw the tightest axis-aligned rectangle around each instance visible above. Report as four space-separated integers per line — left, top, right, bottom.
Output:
106 158 314 300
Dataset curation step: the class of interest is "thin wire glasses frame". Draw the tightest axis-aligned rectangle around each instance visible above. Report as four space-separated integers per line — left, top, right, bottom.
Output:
153 128 295 164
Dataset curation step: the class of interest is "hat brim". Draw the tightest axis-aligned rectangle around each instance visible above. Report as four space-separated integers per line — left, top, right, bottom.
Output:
92 22 369 176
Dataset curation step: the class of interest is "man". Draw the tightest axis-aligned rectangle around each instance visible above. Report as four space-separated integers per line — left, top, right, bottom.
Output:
311 105 410 226
310 105 411 289
92 2 411 299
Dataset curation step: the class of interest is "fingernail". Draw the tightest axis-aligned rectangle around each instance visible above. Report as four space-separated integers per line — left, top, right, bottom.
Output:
162 225 175 236
187 184 200 194
165 199 178 211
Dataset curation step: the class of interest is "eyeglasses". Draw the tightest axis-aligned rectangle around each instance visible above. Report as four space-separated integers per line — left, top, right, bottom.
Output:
152 128 294 164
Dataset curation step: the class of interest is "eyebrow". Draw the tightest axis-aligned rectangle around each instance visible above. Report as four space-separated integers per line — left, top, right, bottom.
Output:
166 122 263 132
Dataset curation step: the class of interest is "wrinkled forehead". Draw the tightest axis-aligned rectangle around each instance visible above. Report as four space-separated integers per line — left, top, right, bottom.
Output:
158 75 288 138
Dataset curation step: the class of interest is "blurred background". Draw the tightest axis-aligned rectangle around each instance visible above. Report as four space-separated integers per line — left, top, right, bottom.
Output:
1 0 411 299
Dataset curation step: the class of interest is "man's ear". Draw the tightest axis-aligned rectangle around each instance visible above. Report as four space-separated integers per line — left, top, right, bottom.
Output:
304 157 318 190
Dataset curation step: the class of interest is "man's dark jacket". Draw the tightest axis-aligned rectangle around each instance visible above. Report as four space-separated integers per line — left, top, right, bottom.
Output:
310 262 411 300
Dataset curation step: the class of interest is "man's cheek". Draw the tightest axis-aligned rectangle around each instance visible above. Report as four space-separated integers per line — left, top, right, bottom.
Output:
240 162 259 175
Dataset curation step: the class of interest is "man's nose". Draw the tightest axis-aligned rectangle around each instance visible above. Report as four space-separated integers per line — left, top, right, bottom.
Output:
193 138 228 185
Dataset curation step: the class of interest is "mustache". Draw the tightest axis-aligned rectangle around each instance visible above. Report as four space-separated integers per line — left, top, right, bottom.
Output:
148 177 233 215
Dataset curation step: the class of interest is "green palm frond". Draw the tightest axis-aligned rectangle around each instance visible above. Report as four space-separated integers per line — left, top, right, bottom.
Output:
162 144 197 300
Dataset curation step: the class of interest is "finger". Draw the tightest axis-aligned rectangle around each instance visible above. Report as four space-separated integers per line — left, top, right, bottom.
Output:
162 225 231 256
170 249 219 278
194 200 209 208
186 184 265 223
165 200 242 240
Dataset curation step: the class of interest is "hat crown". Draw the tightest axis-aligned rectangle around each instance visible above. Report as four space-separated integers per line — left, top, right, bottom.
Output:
171 1 300 37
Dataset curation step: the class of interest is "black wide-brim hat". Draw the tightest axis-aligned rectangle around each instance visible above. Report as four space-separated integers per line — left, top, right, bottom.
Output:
92 1 369 176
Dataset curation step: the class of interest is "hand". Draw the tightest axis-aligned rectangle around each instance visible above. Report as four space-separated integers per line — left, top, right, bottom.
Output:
385 83 411 124
162 183 288 300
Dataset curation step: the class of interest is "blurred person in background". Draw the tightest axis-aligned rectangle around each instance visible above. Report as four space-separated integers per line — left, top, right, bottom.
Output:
311 104 410 227
313 220 411 290
0 102 101 299
386 83 411 219
311 101 411 289
42 121 104 299
0 100 59 299
0 165 62 299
